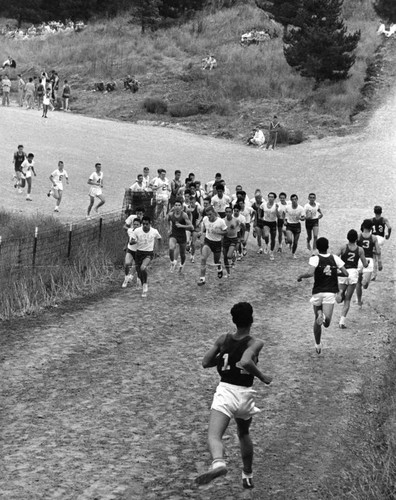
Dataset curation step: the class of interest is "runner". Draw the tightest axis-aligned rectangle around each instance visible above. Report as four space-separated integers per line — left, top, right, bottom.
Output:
183 189 201 263
169 170 183 208
195 302 272 489
260 192 279 261
223 205 243 276
87 163 105 218
297 237 348 354
211 184 231 218
48 161 69 212
233 203 246 261
13 144 26 193
128 215 162 297
198 205 228 286
356 219 382 307
124 207 145 231
336 229 368 329
276 192 288 252
168 198 193 273
304 193 323 251
21 153 36 201
122 218 141 288
151 169 171 219
237 200 254 256
251 189 265 254
371 205 392 281
285 194 305 258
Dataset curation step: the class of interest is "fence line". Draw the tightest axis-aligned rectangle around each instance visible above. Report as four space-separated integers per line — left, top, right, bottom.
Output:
0 189 163 275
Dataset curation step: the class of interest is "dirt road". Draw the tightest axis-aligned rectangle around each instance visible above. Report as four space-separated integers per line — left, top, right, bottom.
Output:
1 95 395 500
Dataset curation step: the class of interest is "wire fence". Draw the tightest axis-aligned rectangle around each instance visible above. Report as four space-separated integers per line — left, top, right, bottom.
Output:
0 189 164 276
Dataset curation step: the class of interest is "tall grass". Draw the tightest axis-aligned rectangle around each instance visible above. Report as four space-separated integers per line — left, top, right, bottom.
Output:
1 2 382 122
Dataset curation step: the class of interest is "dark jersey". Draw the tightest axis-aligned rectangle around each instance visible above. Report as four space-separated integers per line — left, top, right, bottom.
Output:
372 217 386 238
169 212 187 242
357 234 375 258
340 245 360 269
14 151 26 172
312 254 339 294
217 334 256 387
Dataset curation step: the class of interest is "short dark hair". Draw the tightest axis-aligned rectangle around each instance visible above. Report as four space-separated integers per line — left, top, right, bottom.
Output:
142 215 151 224
374 205 382 215
174 197 183 205
27 153 34 158
95 163 101 167
215 173 222 178
361 219 373 231
316 237 329 253
135 207 145 213
309 193 316 198
231 302 253 328
279 192 287 198
290 194 298 200
347 229 358 243
268 192 277 198
175 170 181 175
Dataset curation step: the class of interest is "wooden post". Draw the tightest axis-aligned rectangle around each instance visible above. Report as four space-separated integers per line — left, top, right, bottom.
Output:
67 223 73 258
98 217 103 244
32 226 38 268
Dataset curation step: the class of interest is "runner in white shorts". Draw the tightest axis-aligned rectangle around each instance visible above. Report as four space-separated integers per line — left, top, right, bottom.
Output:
298 237 347 354
356 219 382 307
336 229 368 329
371 205 391 281
87 163 105 218
195 302 272 490
48 161 69 212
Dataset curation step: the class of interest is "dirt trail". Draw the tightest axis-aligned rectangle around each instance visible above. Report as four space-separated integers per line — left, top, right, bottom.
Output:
1 92 395 499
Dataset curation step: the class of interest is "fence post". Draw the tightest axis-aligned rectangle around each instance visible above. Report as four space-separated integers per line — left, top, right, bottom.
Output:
0 235 2 259
32 226 38 268
67 223 73 258
98 217 103 244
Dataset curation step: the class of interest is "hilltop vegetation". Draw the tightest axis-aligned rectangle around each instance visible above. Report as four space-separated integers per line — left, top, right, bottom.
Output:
1 0 383 141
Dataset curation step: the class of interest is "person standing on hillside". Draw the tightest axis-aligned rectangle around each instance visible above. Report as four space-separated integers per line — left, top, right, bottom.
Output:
24 78 36 109
2 74 11 106
17 74 25 106
195 302 272 489
265 115 281 150
87 163 105 218
297 237 348 354
61 80 71 111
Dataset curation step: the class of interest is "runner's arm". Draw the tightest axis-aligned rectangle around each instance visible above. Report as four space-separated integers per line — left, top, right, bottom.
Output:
240 340 272 384
297 265 315 281
384 218 392 239
358 247 369 268
318 207 324 219
202 335 226 368
373 237 383 270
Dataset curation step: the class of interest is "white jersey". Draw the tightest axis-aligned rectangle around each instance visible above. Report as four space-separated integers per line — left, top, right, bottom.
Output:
21 158 35 179
127 227 138 251
203 216 227 242
51 169 68 189
130 181 146 192
142 175 150 189
304 202 321 220
240 206 254 224
89 171 103 187
211 194 231 214
277 202 289 220
285 204 305 224
131 227 161 252
152 177 170 201
260 201 278 222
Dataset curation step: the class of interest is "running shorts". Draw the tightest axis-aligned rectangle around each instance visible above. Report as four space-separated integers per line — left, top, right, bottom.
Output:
310 292 337 306
338 268 359 285
211 382 260 420
204 237 222 254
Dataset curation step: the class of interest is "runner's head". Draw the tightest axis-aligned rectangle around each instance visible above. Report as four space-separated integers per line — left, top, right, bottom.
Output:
205 205 217 221
374 205 382 215
308 193 316 202
133 218 141 229
279 192 287 202
95 163 101 172
141 215 151 232
316 237 329 253
361 219 373 232
135 207 145 219
27 153 34 160
225 205 233 219
174 199 183 210
231 302 253 328
58 160 64 170
347 229 358 243
268 192 277 201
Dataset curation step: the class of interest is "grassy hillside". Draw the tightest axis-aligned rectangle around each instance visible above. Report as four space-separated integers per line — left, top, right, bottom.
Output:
1 0 381 141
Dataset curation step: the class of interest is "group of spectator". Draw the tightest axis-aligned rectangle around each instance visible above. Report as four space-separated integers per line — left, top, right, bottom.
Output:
247 115 281 150
93 75 140 94
1 20 86 40
1 69 71 111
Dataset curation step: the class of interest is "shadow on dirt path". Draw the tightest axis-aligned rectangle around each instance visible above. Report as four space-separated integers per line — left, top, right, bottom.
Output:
1 91 395 499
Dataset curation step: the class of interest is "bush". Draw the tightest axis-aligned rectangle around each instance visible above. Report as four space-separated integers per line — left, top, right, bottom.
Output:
287 129 304 144
168 102 200 117
143 97 168 114
179 67 205 82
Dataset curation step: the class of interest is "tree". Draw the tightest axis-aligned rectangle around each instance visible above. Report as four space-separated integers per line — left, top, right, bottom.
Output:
283 0 360 89
256 0 303 34
0 0 43 27
130 0 162 33
373 0 396 24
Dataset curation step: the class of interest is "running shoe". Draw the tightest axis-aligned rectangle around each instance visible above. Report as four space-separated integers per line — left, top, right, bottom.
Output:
315 343 322 354
236 254 242 261
26 195 32 201
257 248 263 254
264 247 269 254
142 284 148 297
242 476 254 489
170 260 177 273
190 255 195 263
371 275 377 281
269 252 274 261
277 247 282 253
197 279 206 286
178 264 184 274
293 254 297 259
242 248 247 256
217 267 223 279
18 188 23 194
195 463 228 485
339 323 347 329
54 206 59 212
47 191 51 197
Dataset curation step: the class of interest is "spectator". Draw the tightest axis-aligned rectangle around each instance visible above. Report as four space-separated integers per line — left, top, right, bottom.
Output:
17 74 25 107
36 78 45 110
2 74 11 106
61 79 71 111
266 115 281 151
247 126 265 147
24 78 35 109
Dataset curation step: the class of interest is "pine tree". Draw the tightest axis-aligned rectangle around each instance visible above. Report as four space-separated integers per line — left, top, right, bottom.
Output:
283 0 360 89
373 0 396 24
256 0 304 34
130 0 162 33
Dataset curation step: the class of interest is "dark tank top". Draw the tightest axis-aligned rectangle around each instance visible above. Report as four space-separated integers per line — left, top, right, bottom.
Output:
357 234 375 258
217 334 256 387
312 254 339 294
340 245 360 269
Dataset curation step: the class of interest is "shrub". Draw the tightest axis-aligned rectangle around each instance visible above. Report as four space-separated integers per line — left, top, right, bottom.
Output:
179 67 206 82
168 102 200 117
288 129 304 144
143 97 168 114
